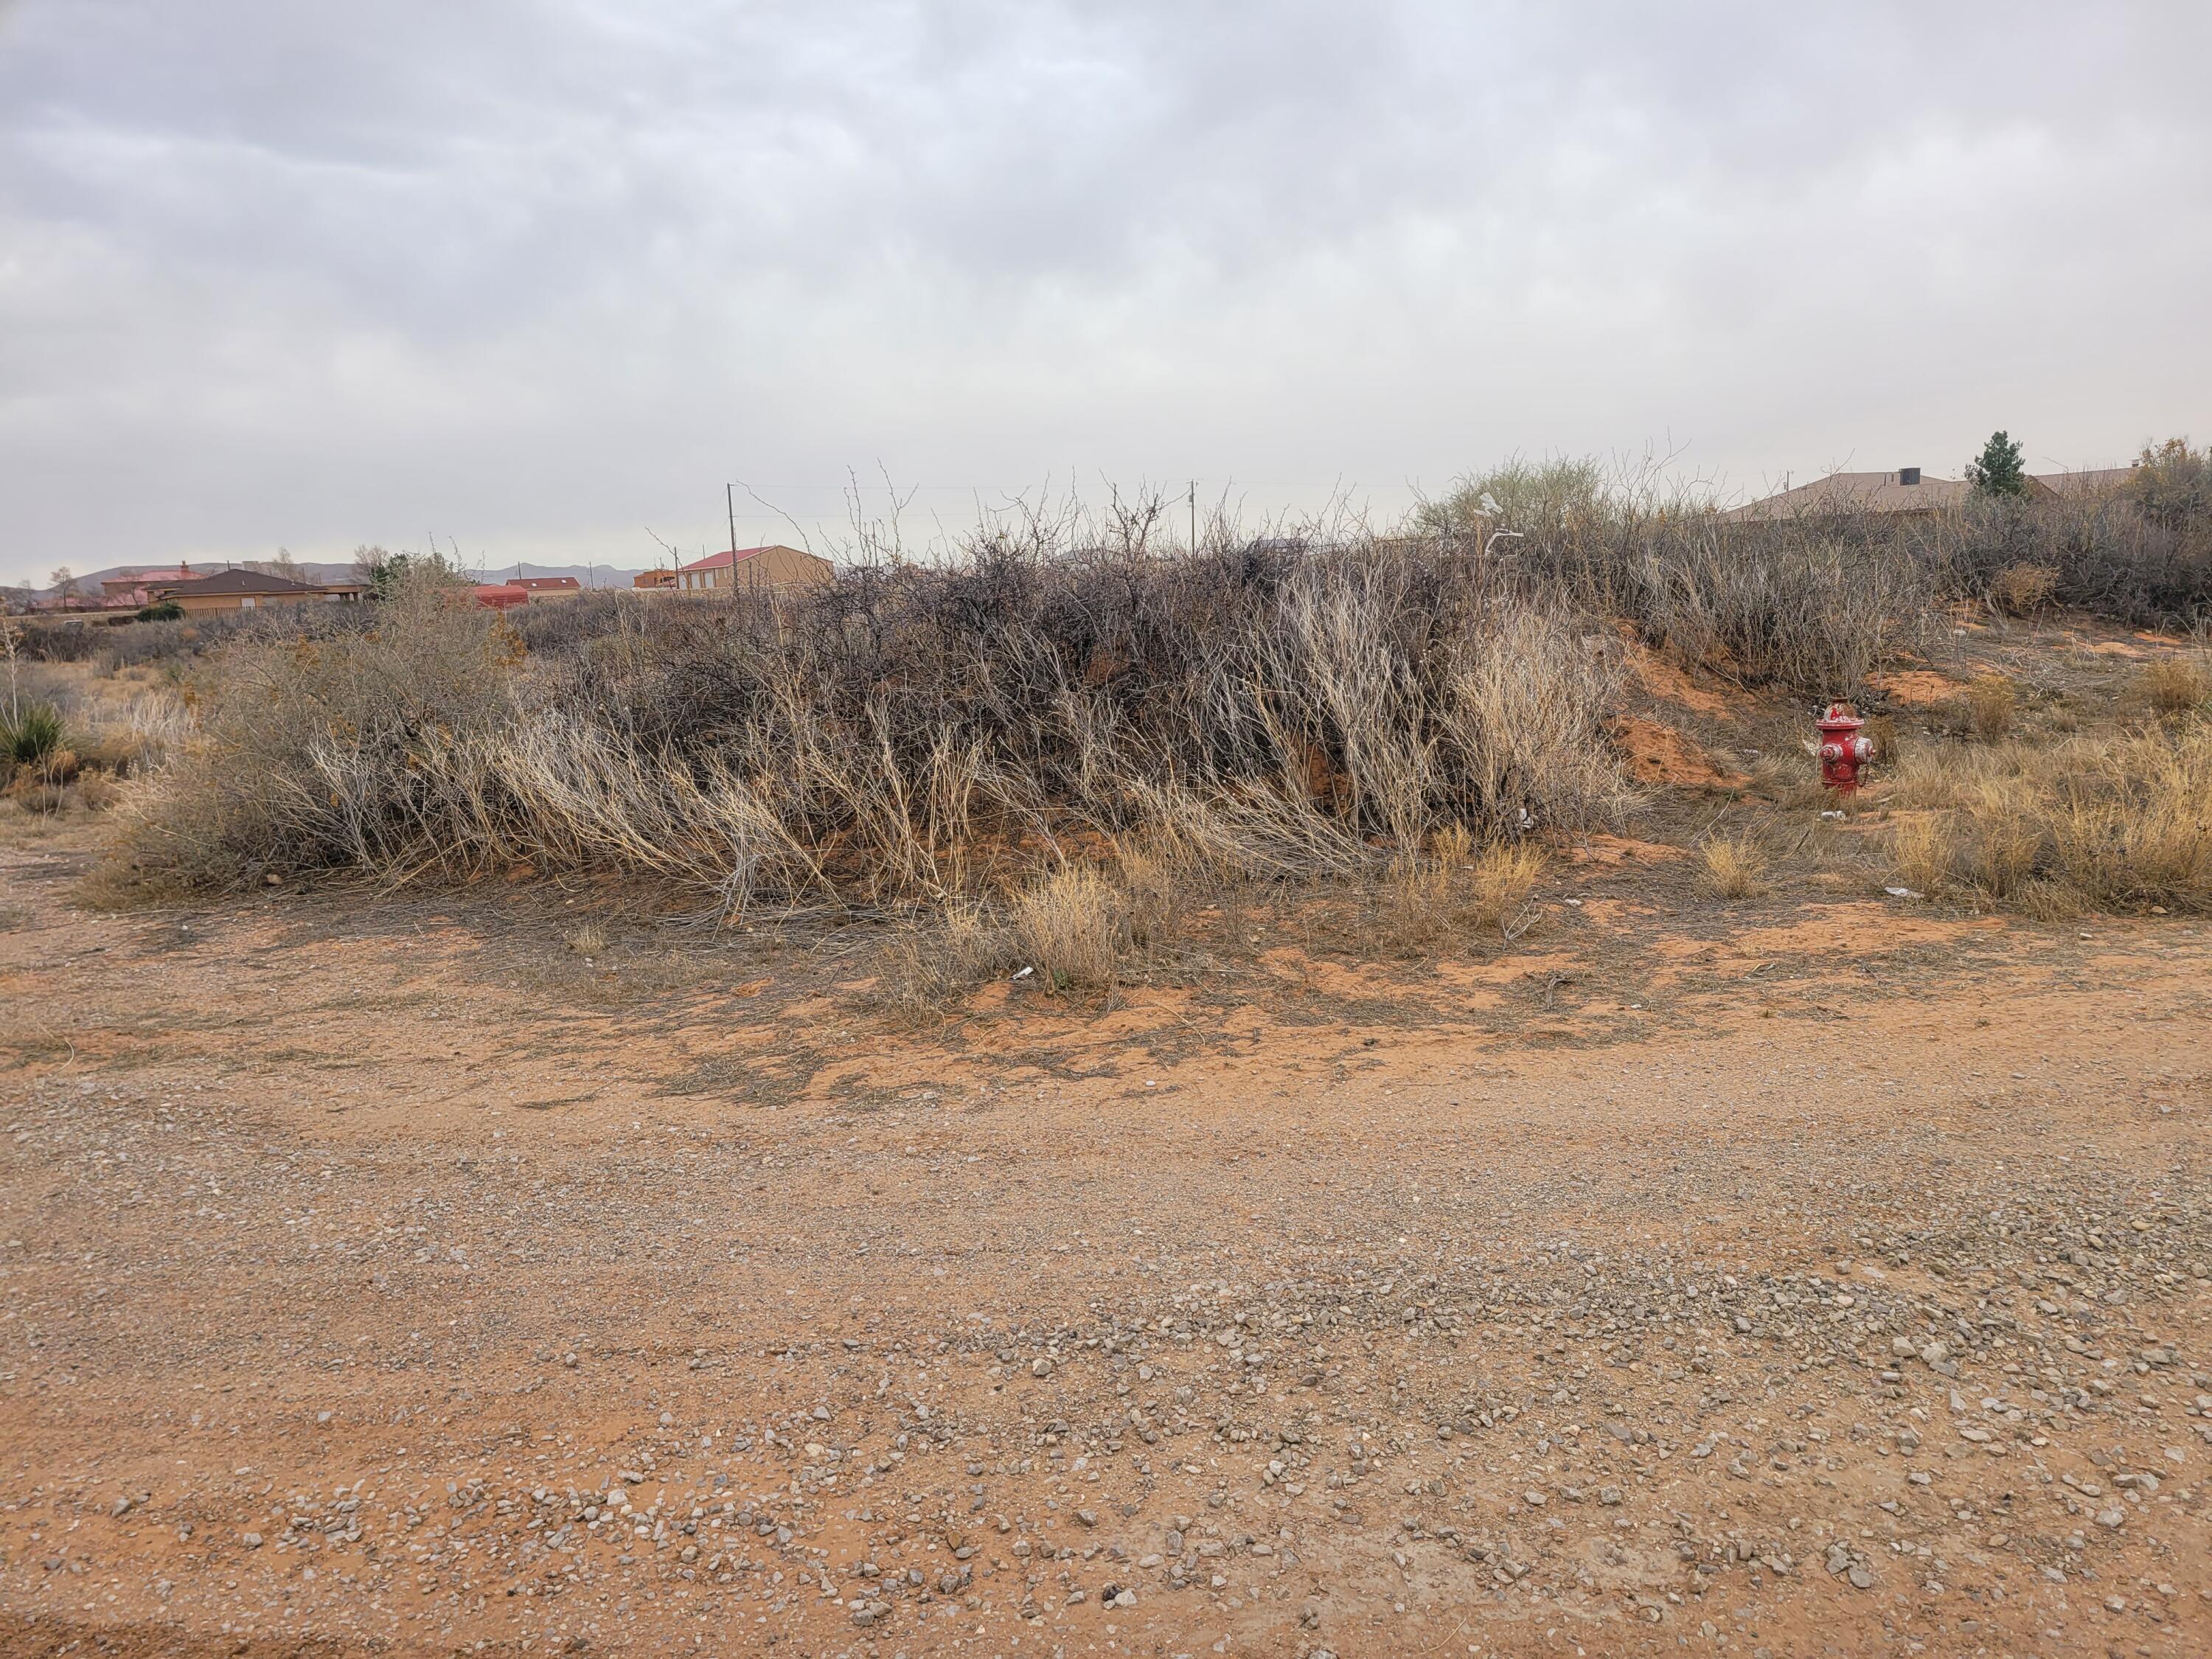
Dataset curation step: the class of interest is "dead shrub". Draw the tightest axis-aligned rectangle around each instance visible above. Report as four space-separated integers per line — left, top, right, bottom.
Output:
1697 832 1772 900
103 574 517 891
70 769 123 813
563 923 608 957
4 779 65 815
2135 654 2212 715
1987 563 2059 616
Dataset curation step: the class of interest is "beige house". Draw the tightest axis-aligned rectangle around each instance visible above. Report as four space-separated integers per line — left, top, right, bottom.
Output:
153 568 366 615
675 544 833 593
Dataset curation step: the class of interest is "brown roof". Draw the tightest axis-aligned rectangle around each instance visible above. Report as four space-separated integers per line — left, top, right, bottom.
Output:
155 568 364 597
1722 471 1976 521
511 576 582 591
102 565 196 591
1721 465 2145 521
2033 467 2135 497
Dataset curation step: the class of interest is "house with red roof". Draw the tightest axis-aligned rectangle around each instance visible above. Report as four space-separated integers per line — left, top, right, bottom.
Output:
509 576 583 599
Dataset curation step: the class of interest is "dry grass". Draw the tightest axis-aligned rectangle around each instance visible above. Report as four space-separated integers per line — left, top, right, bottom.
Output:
874 902 1016 1021
1698 833 1773 900
1961 674 2017 740
2135 654 2211 716
1377 836 1544 951
1888 720 2212 914
1008 865 1128 992
563 922 608 957
1464 841 1545 933
1378 854 1457 952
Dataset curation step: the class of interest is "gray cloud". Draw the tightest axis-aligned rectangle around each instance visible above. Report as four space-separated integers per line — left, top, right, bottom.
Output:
3 1 2208 581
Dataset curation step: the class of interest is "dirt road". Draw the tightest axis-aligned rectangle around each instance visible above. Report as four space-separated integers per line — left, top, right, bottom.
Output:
3 826 2210 1658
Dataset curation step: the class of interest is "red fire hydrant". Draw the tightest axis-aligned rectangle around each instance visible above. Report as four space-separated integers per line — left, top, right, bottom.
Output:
1817 703 1874 792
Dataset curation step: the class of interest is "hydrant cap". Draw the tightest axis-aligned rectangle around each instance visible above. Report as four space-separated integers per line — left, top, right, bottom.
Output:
1817 702 1864 734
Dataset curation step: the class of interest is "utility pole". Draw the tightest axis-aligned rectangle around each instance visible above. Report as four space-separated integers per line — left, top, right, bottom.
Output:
726 484 740 593
1189 480 1197 553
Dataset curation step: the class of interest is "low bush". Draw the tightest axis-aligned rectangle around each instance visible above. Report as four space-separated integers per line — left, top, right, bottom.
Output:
1928 488 2212 628
1962 675 2017 740
1464 841 1545 933
1007 865 1128 992
105 577 516 891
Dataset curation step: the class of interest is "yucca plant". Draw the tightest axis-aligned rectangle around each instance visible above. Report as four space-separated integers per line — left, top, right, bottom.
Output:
1 700 65 769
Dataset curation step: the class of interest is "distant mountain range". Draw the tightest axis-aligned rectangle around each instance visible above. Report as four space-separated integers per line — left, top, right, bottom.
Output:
18 560 655 599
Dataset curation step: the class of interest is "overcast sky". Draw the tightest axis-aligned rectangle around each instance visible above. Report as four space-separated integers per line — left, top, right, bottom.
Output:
2 1 2207 583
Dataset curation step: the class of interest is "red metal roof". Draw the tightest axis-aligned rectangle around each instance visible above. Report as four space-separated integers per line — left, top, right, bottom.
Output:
472 583 531 610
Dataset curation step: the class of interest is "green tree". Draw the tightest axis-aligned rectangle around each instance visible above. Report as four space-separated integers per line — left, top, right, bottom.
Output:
1411 456 1611 538
2129 437 2212 527
351 544 466 601
1965 431 2028 497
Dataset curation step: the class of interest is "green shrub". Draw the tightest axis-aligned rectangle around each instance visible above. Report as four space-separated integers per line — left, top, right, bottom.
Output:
2 701 65 770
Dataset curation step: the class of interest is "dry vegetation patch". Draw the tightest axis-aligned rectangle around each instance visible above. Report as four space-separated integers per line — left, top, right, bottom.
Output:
38 442 2212 972
1888 720 2212 915
2135 652 2211 715
1697 831 1773 900
99 548 1634 925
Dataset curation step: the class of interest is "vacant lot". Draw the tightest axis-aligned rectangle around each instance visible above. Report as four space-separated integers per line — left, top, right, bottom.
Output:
4 748 2210 1658
5 511 2211 1657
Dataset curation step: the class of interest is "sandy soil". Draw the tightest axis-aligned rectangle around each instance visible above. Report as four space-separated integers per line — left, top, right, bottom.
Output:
3 801 2210 1659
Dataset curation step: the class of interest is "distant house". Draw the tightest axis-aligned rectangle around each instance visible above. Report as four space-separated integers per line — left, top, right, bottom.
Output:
152 568 366 615
470 583 532 611
1726 464 2138 521
100 564 198 607
2032 467 2135 499
675 544 833 593
633 568 678 590
509 576 583 599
